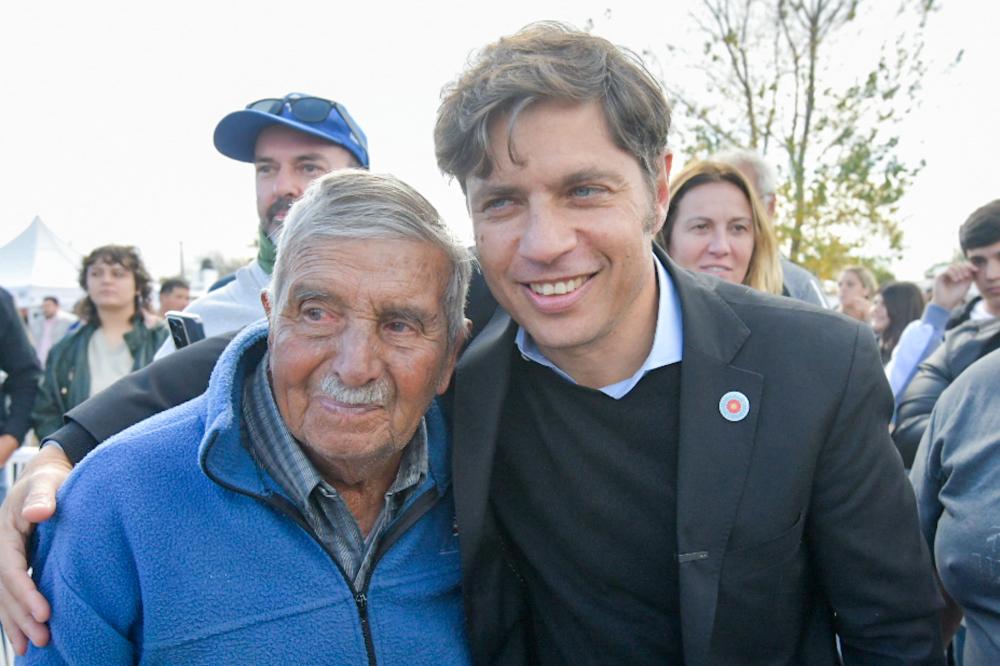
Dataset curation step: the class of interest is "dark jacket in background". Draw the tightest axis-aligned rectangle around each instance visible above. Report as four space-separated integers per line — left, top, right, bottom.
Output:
945 296 986 331
893 316 1000 467
31 317 168 440
0 288 41 443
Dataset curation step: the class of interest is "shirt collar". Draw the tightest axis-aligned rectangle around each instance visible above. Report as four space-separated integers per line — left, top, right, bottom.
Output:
515 251 683 399
971 298 997 321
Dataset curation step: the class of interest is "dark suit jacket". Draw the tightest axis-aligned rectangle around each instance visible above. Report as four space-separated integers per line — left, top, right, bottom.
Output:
452 250 943 665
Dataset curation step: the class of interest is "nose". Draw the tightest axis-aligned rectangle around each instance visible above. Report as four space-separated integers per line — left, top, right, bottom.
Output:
706 229 731 256
331 325 384 388
517 202 576 264
272 166 302 200
985 258 1000 281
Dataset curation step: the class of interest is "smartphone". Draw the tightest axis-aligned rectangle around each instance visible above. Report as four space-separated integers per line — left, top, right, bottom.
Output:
166 311 205 349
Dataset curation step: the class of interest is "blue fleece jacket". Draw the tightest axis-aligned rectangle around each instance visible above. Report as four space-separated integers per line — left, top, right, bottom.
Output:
24 320 469 665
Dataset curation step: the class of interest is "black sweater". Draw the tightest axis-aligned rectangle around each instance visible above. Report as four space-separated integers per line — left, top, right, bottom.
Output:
490 355 684 663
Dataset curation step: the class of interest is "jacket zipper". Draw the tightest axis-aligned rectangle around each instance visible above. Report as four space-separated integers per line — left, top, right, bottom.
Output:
259 493 383 666
205 455 444 666
353 487 442 665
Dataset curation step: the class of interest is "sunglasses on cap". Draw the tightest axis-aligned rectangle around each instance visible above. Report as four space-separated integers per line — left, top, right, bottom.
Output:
246 95 368 155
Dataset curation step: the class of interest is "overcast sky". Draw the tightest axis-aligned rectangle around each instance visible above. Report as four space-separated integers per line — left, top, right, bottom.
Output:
1 0 996 287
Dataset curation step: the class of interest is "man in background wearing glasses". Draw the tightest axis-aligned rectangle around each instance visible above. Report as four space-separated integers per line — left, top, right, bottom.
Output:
153 93 369 358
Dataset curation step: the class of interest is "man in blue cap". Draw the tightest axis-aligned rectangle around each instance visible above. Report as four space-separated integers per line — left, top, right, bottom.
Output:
154 93 369 357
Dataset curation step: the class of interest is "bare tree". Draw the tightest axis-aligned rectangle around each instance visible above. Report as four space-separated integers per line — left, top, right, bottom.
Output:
653 0 938 277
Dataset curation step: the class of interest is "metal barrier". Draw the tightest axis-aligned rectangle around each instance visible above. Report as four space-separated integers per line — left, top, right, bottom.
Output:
0 446 40 665
3 447 39 494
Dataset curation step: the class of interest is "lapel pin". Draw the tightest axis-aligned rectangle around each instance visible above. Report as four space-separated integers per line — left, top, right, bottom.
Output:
719 391 750 422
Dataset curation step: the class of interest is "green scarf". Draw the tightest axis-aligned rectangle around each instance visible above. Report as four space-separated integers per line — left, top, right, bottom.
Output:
257 228 277 275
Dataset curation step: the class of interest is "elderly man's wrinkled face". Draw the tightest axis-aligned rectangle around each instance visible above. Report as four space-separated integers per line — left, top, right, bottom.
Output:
264 238 458 481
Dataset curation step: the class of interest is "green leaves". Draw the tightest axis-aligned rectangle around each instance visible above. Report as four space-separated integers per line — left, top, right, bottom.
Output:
662 0 934 278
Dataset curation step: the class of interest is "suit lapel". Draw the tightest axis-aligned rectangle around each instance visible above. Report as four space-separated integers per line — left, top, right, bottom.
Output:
452 306 518 571
664 253 764 665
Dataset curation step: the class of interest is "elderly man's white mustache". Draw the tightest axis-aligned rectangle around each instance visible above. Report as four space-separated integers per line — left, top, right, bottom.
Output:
319 374 393 407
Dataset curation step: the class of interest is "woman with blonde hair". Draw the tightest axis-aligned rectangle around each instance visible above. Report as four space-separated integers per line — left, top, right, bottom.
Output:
836 265 879 322
656 160 784 295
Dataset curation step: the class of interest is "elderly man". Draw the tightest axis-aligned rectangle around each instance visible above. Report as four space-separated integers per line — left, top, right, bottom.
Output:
21 171 470 663
154 93 369 358
3 24 942 665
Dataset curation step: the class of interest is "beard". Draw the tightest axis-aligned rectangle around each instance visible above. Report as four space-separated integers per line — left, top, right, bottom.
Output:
260 195 296 238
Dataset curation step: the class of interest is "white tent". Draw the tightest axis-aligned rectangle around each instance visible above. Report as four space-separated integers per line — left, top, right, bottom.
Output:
0 216 83 308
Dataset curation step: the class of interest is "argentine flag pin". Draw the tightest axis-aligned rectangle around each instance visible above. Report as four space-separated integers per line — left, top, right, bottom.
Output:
719 391 750 422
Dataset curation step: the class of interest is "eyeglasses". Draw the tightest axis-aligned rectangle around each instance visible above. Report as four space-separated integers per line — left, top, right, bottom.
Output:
246 95 368 156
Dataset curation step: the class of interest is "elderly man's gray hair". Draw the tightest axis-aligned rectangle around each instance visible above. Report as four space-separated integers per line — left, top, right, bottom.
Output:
271 169 473 347
713 148 778 204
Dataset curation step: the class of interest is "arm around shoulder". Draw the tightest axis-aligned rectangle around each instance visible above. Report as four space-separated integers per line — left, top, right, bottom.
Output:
24 461 140 663
59 332 234 464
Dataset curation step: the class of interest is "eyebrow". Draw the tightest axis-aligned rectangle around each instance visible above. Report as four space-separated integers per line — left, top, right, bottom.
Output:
469 184 520 206
969 250 1000 259
285 286 342 310
559 168 628 189
470 168 628 204
254 153 331 164
293 153 331 163
381 306 437 331
284 287 439 325
682 215 752 223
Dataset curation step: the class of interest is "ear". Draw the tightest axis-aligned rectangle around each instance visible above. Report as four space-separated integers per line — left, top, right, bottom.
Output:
435 318 472 395
765 194 777 220
650 151 673 236
261 289 273 318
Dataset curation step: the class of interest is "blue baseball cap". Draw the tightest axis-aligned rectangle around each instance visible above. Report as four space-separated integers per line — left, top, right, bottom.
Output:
213 93 369 167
